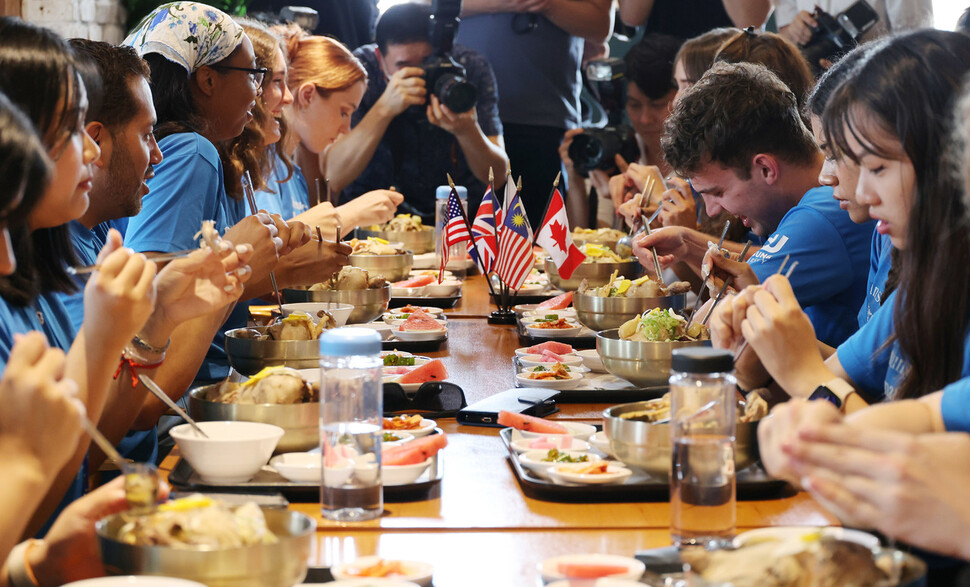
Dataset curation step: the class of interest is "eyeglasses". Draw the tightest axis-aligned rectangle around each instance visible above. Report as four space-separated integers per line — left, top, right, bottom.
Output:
209 65 268 88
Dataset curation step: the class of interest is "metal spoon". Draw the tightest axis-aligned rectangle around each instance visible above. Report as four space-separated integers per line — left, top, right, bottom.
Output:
138 374 209 438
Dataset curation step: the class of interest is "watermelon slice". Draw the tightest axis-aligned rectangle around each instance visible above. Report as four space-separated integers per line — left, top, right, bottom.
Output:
383 433 447 465
529 436 572 449
497 411 568 434
384 366 415 375
526 341 574 355
540 349 565 362
392 275 435 288
399 310 444 332
397 359 448 384
537 291 573 310
557 563 631 579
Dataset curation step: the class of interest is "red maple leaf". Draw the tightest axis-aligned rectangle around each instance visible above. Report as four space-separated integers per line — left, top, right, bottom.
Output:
549 219 568 253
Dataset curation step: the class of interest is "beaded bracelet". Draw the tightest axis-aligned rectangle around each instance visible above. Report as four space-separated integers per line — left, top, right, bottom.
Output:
131 333 171 355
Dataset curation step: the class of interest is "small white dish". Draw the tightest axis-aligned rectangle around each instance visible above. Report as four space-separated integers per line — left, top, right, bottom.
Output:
588 430 613 457
425 280 462 297
409 269 454 280
64 579 207 587
524 308 577 319
518 449 600 479
518 421 597 441
525 323 583 338
391 285 428 297
518 353 584 368
331 557 433 587
516 283 546 295
411 252 437 269
384 418 437 438
381 430 414 446
394 327 447 342
281 302 354 327
269 452 320 483
515 367 583 390
388 305 444 316
352 321 394 339
513 303 541 316
383 457 433 485
514 344 576 357
320 580 420 587
381 350 414 358
548 462 632 485
382 356 431 373
546 579 646 587
733 526 881 550
510 436 591 454
322 460 354 487
539 554 646 582
577 348 606 372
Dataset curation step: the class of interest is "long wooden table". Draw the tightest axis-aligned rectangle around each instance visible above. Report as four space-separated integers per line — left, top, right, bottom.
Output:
163 274 838 584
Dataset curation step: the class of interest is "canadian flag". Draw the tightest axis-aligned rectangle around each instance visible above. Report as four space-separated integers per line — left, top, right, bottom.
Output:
534 188 585 279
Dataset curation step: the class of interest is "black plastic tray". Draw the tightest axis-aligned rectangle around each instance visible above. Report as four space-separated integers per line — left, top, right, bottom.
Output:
500 428 790 503
491 291 563 306
389 293 461 309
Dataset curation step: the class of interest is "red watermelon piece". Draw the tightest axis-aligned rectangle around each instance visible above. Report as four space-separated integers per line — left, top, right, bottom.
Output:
392 275 435 288
497 411 569 434
399 310 444 332
540 349 565 362
383 433 447 465
526 341 574 355
397 359 448 384
384 366 415 375
557 563 631 579
537 291 573 310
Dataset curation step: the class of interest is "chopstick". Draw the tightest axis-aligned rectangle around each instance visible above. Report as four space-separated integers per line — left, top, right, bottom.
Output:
733 258 798 361
685 220 731 330
67 248 198 275
243 171 284 316
700 239 754 326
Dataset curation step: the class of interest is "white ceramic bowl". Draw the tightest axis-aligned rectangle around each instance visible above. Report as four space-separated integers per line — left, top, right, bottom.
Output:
588 430 613 457
384 418 436 438
510 436 591 454
322 580 420 587
352 321 394 340
64 579 206 587
577 348 606 372
382 430 414 446
394 327 447 342
525 323 583 338
409 269 454 280
387 305 444 316
331 557 433 587
270 452 320 483
390 285 428 297
515 367 583 390
171 421 283 484
518 353 584 368
514 345 576 357
548 462 632 485
539 554 646 582
425 280 462 297
546 579 646 587
524 308 578 319
518 421 597 441
383 457 433 485
733 526 880 550
518 449 600 479
281 302 354 327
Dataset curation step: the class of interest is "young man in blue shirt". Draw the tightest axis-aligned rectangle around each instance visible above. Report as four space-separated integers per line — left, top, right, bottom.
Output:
634 61 874 347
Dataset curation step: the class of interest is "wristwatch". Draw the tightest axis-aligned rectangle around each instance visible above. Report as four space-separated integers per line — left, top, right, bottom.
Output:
808 378 855 409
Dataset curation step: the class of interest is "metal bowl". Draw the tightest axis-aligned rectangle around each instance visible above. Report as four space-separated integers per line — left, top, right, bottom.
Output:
349 251 414 282
603 399 759 478
574 291 686 331
595 328 709 388
357 227 435 254
224 327 319 375
187 384 317 453
97 508 315 587
572 235 620 253
544 258 642 291
282 284 390 324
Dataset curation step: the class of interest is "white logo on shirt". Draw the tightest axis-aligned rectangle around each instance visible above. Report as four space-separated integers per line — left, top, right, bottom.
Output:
760 234 789 255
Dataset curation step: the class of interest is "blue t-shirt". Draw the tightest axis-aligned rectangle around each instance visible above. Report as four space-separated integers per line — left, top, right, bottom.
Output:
942 378 970 433
255 158 309 220
747 187 875 347
859 232 893 327
124 132 248 382
343 43 502 221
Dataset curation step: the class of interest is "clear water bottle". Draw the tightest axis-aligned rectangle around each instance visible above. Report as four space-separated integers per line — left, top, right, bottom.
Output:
669 347 737 548
434 185 468 271
319 328 383 521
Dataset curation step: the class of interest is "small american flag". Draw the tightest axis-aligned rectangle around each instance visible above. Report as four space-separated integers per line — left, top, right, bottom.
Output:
471 186 498 273
495 192 534 290
440 186 473 278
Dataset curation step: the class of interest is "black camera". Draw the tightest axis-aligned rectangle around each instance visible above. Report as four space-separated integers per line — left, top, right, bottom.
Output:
801 0 879 76
422 0 477 114
568 58 640 176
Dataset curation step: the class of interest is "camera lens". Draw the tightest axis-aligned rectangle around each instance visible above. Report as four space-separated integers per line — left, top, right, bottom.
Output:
568 126 640 176
568 134 605 174
435 75 477 113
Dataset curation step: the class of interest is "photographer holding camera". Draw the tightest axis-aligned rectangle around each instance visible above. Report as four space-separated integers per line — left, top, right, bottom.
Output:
328 1 508 222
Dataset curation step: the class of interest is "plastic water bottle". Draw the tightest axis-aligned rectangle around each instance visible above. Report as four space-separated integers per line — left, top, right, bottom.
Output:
669 347 737 548
319 328 383 521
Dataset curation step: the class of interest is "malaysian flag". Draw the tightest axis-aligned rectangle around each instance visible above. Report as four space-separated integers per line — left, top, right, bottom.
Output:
494 192 533 290
471 186 499 272
439 186 474 279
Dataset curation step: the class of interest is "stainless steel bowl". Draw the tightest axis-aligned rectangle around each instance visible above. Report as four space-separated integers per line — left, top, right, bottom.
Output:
357 227 435 254
603 399 759 478
573 235 620 253
349 251 414 282
544 258 642 291
97 508 315 587
187 384 317 453
574 291 686 331
282 284 390 324
595 328 709 388
224 327 319 375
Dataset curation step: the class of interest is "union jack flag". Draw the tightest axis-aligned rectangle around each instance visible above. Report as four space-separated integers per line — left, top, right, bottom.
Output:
439 186 474 279
494 192 534 291
471 186 499 272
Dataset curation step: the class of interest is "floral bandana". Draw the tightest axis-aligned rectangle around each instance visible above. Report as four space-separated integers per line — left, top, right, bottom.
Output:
123 2 244 74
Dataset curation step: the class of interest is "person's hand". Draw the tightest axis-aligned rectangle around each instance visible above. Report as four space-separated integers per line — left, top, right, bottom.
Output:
223 213 282 284
631 225 687 272
659 177 697 229
779 10 818 45
148 242 254 328
29 476 171 585
376 67 426 117
609 164 638 218
276 238 353 288
510 0 552 12
427 95 477 137
82 229 157 351
707 289 772 390
700 244 759 295
790 426 970 559
756 398 842 485
269 213 311 256
739 275 832 397
558 128 584 172
0 332 82 476
624 163 666 205
338 190 404 229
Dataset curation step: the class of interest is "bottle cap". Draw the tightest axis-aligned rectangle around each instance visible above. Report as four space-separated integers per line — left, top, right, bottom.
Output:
319 327 381 357
436 185 468 200
671 347 733 374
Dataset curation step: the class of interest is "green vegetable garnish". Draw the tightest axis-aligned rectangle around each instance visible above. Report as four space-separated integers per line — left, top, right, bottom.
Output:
638 308 687 342
383 354 416 366
383 432 402 442
541 448 589 463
